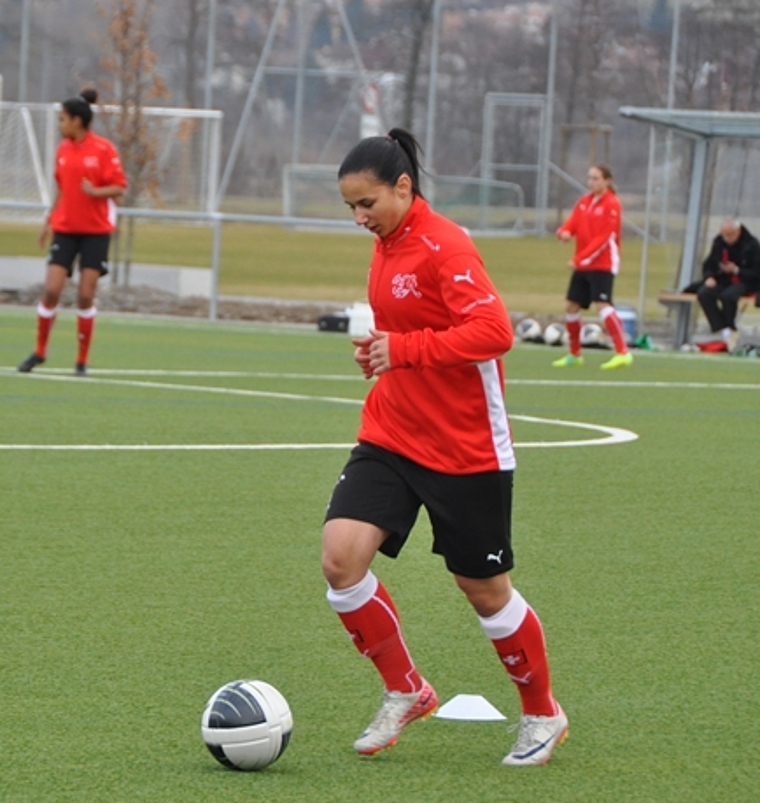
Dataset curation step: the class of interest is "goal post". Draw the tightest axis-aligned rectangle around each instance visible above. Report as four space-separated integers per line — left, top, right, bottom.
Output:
0 101 223 221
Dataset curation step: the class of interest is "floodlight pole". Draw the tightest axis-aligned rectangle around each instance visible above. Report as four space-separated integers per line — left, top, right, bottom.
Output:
200 0 218 212
638 126 657 327
660 0 681 240
423 0 442 203
536 1 558 235
19 0 31 101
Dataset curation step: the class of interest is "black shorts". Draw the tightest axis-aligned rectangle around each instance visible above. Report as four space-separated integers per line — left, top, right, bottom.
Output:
49 233 110 277
324 442 514 579
566 270 614 309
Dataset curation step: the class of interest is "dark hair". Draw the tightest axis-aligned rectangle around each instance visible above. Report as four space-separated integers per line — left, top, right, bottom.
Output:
593 163 616 194
61 88 98 129
338 127 425 198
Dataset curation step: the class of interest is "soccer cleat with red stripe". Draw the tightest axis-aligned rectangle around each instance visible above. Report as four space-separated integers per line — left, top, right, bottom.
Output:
353 679 438 755
501 705 568 766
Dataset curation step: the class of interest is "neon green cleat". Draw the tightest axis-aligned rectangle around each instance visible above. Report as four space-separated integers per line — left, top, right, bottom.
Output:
600 352 633 370
551 354 584 368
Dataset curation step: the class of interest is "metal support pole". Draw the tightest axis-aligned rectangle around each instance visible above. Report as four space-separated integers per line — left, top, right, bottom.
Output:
479 95 494 230
674 136 710 346
209 214 222 321
423 0 442 203
660 0 681 241
292 0 309 166
638 125 657 327
19 0 31 101
536 0 557 235
200 0 217 212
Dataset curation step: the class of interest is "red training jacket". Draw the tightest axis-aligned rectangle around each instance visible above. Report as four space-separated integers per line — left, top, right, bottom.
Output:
50 131 127 234
558 190 621 273
358 195 516 474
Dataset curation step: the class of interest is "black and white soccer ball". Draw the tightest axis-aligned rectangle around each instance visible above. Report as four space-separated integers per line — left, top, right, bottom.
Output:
515 317 543 342
201 679 293 771
543 322 565 346
581 322 605 346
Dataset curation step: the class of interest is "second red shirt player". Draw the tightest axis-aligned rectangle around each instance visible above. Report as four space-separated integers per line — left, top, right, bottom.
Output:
18 88 127 376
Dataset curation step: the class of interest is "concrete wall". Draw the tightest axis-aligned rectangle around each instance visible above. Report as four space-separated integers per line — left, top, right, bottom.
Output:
0 256 211 298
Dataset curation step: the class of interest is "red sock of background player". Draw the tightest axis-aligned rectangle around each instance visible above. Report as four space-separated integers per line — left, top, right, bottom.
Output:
479 589 557 717
565 312 582 356
600 306 628 354
76 307 97 365
327 571 422 693
35 302 58 358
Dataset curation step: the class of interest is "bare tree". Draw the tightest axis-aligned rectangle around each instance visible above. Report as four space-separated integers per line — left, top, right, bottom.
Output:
400 0 436 131
96 0 168 285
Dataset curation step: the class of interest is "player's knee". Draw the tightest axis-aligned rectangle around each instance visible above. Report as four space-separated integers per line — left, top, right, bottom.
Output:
455 573 512 617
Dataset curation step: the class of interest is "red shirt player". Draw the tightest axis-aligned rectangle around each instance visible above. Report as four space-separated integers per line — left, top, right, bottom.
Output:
322 128 567 766
18 88 127 376
552 163 632 370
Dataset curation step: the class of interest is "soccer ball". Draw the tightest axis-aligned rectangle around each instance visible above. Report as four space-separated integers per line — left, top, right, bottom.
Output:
543 322 565 346
581 322 605 346
201 679 293 771
515 317 542 342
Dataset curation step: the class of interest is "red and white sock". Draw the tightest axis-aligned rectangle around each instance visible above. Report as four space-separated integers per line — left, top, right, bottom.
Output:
327 571 422 693
35 301 58 358
600 306 628 355
479 589 557 717
565 312 582 356
76 306 97 366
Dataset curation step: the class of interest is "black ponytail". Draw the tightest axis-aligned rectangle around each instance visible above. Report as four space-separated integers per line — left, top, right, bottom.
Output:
61 88 98 129
338 127 425 198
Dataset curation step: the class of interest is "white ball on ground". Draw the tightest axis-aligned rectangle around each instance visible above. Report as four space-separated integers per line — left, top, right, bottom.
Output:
516 318 542 342
543 322 565 346
201 679 293 771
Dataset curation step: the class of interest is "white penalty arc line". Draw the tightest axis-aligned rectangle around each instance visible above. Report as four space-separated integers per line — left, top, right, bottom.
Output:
0 416 637 451
1 369 638 449
511 414 637 448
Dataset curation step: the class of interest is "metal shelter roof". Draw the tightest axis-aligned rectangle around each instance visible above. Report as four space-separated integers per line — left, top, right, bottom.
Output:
619 107 760 140
619 106 760 347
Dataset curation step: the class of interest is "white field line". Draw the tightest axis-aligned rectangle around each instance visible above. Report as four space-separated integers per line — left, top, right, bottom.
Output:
3 366 760 391
0 370 638 449
3 370 362 405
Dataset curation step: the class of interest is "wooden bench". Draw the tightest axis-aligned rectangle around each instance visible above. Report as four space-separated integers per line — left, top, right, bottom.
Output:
657 289 758 349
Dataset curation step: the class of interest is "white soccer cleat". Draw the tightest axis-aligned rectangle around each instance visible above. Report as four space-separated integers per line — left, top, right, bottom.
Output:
501 705 568 766
353 679 438 755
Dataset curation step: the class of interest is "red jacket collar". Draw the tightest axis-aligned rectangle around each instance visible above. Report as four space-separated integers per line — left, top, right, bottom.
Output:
380 195 429 248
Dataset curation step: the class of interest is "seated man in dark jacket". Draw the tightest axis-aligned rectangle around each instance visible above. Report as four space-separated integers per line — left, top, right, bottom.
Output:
692 220 760 350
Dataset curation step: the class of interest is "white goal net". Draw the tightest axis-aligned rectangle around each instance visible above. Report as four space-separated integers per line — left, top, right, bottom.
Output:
0 101 223 222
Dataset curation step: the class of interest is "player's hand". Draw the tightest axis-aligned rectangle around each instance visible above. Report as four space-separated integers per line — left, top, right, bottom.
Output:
567 259 576 268
81 179 97 196
704 276 717 288
352 330 392 376
351 334 374 379
557 229 572 242
365 329 391 376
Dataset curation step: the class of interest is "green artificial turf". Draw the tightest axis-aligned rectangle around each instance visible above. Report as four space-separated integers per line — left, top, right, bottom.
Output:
1 309 758 802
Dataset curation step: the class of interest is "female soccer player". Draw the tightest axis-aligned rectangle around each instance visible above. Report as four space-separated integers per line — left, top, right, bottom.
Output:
322 129 567 766
18 88 127 376
552 163 632 370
